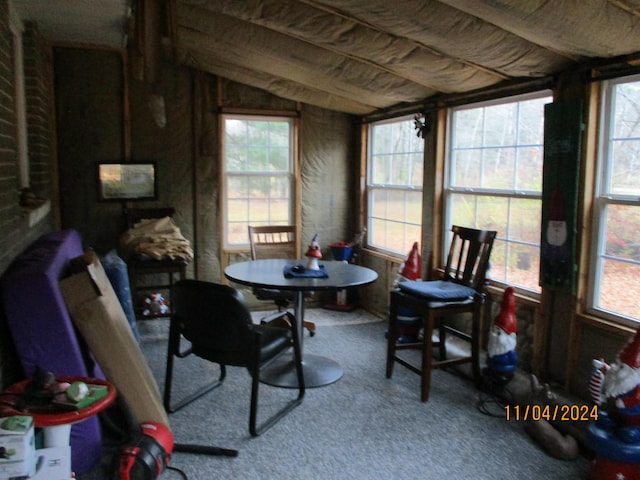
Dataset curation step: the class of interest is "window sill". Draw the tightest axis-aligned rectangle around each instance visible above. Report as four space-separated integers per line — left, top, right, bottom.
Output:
21 198 50 227
576 311 638 336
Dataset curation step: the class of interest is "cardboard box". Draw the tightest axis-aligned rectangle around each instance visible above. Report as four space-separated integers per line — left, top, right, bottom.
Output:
27 446 71 480
0 416 35 480
59 252 169 427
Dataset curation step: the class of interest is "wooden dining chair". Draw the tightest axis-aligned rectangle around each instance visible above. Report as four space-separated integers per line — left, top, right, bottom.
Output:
386 225 497 402
248 225 316 336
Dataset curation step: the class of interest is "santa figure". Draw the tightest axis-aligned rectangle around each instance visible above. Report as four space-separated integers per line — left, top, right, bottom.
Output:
587 327 640 480
305 233 322 270
541 186 570 287
485 287 518 384
603 328 640 435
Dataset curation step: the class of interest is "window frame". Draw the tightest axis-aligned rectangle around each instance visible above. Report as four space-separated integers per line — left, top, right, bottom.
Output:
221 114 296 250
443 90 553 294
587 74 640 328
365 115 424 257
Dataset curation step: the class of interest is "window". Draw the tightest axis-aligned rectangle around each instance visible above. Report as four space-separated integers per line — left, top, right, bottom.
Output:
589 75 640 325
222 115 294 248
445 92 552 293
366 117 424 256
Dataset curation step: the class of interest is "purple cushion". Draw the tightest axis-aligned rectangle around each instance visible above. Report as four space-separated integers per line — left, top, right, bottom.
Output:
0 229 104 474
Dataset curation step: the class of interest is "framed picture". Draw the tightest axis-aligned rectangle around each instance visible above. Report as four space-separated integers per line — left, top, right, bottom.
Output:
97 162 157 201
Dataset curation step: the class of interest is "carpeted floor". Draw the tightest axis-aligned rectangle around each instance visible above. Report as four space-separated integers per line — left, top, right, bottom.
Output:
79 308 591 480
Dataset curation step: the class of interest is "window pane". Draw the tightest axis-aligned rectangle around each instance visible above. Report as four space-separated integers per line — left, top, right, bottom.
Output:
452 108 484 148
228 222 247 245
506 243 540 289
509 198 542 244
247 147 267 170
371 155 391 184
517 97 548 144
223 116 293 247
447 91 550 293
516 146 544 191
598 259 640 321
483 103 517 146
483 147 515 189
270 199 289 221
451 150 481 187
450 194 541 292
604 204 640 261
226 145 246 172
269 122 289 147
592 77 640 324
613 82 640 138
227 176 248 199
405 191 423 224
367 117 423 256
610 139 640 196
606 80 640 196
270 147 289 171
228 199 248 221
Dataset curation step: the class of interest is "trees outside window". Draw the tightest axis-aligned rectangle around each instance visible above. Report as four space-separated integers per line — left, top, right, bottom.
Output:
445 92 552 293
222 116 294 248
589 76 640 326
366 116 424 256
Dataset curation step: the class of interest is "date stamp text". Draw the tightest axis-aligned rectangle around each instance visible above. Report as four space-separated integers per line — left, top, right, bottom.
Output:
504 404 598 422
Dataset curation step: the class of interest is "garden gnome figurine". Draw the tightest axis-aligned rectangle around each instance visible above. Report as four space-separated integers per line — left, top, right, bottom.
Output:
305 233 322 270
586 326 640 479
394 241 421 287
603 328 640 437
485 286 518 384
388 242 422 343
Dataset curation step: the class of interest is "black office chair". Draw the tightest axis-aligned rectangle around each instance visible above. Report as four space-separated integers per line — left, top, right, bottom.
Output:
164 279 305 436
248 225 316 336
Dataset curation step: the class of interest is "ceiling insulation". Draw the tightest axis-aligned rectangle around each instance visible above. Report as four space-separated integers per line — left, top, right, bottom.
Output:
173 0 640 114
12 0 640 116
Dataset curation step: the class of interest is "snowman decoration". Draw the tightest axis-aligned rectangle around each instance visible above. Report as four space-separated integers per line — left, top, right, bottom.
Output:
305 233 322 270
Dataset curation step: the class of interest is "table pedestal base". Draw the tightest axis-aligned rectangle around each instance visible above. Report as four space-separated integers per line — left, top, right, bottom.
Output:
261 353 343 388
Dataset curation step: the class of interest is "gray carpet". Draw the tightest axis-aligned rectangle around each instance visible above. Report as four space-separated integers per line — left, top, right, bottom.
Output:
80 309 591 479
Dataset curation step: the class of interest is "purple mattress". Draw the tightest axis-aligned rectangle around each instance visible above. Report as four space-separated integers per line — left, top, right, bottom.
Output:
0 229 104 474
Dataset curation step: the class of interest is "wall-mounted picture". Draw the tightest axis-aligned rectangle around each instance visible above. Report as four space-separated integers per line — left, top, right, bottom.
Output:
97 162 157 201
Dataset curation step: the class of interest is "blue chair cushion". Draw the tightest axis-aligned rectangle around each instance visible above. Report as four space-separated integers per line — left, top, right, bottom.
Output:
398 280 476 300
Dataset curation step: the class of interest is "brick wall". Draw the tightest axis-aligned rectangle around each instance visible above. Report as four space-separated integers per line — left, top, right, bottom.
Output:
23 20 52 201
0 2 53 276
0 0 22 273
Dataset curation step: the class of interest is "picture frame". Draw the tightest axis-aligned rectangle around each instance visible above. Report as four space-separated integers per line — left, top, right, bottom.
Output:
97 162 157 201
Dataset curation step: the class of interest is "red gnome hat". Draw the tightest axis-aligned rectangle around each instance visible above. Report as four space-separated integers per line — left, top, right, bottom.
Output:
305 233 322 259
619 326 640 368
494 287 517 335
399 242 421 281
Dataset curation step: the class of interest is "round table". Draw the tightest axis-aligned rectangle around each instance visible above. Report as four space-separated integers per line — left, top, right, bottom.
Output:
224 259 378 388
